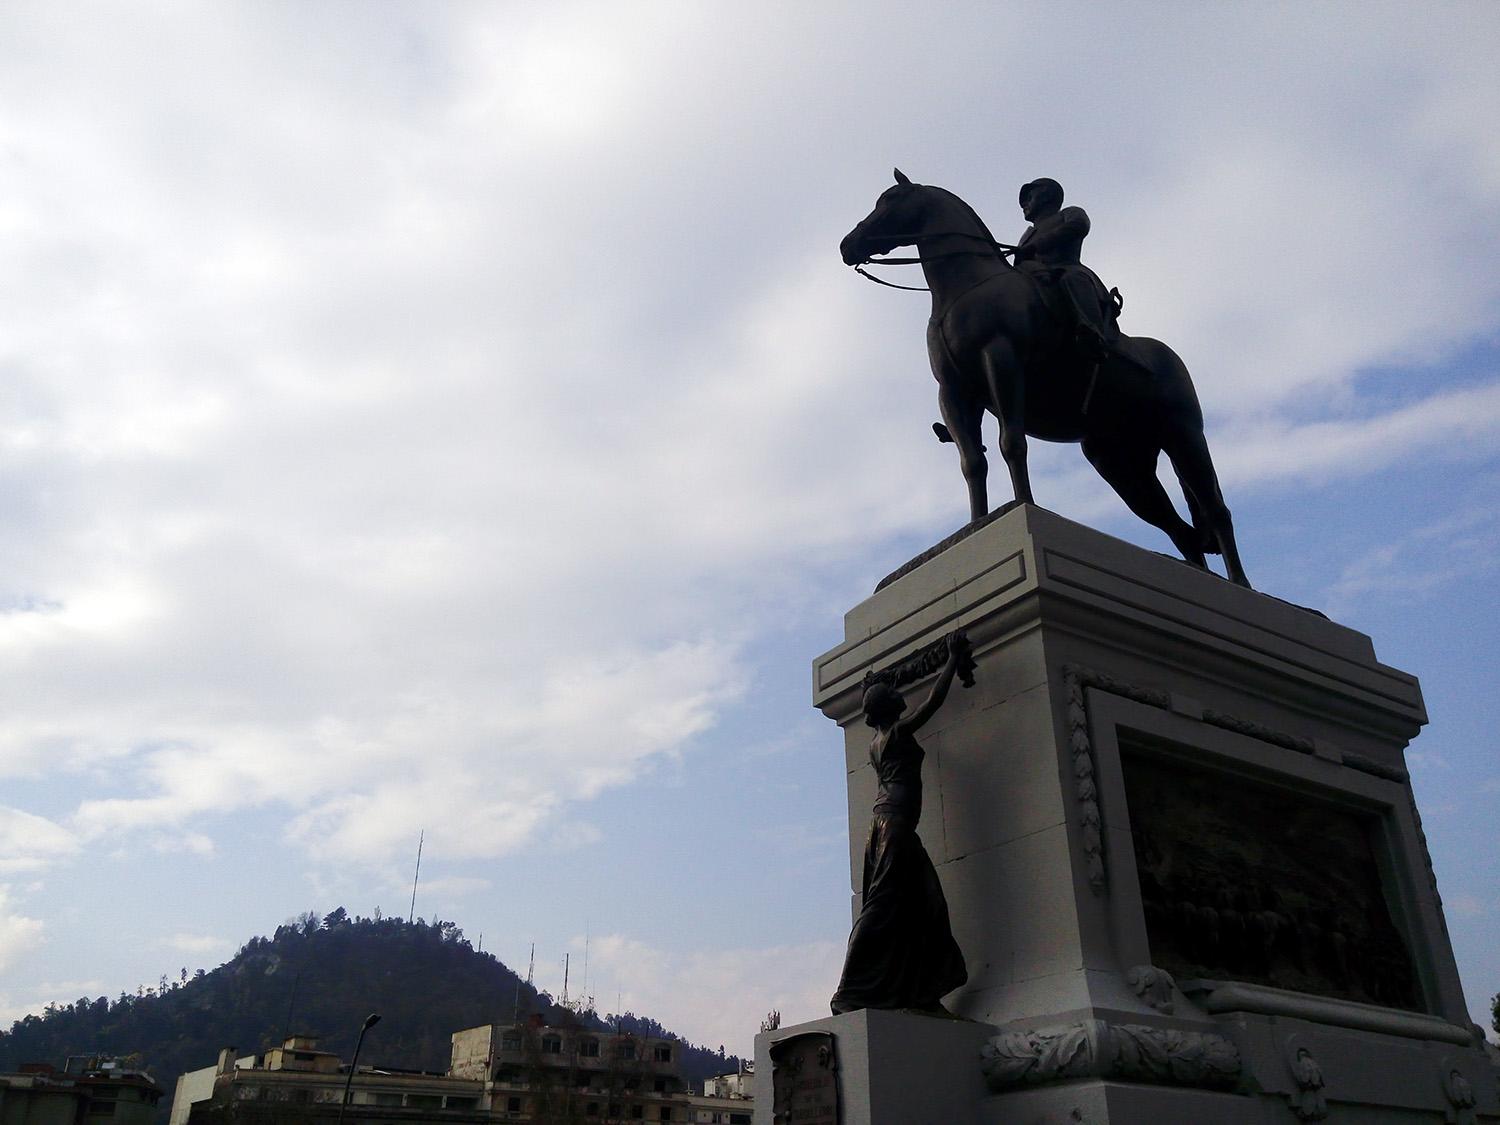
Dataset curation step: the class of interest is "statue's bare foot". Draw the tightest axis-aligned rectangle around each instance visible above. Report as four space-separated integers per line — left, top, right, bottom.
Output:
907 1003 969 1021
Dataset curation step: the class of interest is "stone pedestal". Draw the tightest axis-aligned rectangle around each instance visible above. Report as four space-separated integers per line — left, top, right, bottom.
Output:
760 504 1497 1123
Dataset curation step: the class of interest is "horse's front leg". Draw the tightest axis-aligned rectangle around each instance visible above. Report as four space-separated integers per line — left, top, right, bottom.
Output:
937 386 987 521
980 340 1033 505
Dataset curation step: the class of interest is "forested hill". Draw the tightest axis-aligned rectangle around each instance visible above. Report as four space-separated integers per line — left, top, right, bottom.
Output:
0 911 743 1113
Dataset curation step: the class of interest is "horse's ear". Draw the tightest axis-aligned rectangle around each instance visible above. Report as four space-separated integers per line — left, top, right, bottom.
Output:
893 168 911 186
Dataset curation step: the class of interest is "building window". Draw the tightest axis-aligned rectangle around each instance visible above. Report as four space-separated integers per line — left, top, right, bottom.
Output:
586 1102 600 1117
653 1046 672 1063
631 1106 645 1120
618 1043 636 1061
580 1038 601 1058
652 1078 667 1093
730 1114 751 1124
659 1109 672 1122
507 1096 522 1112
541 1035 563 1054
501 1034 522 1051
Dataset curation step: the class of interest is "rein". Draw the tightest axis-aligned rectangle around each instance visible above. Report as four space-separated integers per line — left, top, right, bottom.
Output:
852 231 1017 293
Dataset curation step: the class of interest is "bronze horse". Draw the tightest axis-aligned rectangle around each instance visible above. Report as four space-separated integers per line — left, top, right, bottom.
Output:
841 171 1249 588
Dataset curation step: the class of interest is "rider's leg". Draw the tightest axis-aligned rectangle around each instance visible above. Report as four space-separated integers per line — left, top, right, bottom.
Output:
1062 272 1110 357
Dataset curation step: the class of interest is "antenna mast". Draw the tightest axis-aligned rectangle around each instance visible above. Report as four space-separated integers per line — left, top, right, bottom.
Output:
583 928 592 1013
408 830 424 923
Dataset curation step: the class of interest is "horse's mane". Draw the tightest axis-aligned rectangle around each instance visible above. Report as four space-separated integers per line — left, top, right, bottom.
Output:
927 185 1005 256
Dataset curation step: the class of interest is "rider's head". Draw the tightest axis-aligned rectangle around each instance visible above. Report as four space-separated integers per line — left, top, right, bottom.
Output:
862 681 907 729
1019 178 1064 221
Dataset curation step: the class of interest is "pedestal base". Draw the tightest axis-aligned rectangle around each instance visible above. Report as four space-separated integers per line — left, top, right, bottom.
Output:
754 1010 991 1125
793 505 1499 1123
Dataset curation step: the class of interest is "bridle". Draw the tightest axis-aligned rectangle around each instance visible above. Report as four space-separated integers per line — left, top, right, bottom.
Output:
851 230 1018 292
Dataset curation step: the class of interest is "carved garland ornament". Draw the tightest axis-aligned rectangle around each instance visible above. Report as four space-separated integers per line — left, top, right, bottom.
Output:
1409 787 1447 919
1061 664 1168 893
863 632 976 694
1059 663 1412 892
981 1019 1240 1092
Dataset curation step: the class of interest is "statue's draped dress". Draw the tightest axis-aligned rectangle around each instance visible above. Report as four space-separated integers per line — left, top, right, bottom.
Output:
830 724 967 1013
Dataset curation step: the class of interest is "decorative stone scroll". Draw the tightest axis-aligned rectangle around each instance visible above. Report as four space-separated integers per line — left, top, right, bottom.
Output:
981 1018 1240 1092
1442 1062 1478 1125
1286 1042 1329 1121
1126 964 1177 1014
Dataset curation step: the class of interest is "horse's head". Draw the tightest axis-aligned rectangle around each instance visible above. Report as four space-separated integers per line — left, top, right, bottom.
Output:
840 169 932 265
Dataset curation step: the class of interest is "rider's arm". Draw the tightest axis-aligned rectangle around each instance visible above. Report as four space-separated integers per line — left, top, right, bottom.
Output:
1020 207 1091 256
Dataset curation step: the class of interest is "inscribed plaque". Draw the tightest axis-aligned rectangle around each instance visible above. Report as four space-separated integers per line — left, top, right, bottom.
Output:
769 1031 840 1125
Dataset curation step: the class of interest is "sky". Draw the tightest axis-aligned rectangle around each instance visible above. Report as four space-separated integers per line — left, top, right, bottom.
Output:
1 1 1499 1063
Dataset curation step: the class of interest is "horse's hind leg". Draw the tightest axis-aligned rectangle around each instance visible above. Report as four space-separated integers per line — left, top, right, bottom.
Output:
1082 435 1208 569
1165 430 1250 587
938 385 988 521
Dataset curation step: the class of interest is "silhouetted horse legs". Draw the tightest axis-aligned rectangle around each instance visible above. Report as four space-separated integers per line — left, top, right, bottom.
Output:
1081 432 1209 570
981 341 1034 506
1163 429 1250 587
937 385 988 520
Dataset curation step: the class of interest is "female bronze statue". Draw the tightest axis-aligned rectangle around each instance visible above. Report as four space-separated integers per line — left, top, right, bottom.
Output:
831 632 973 1015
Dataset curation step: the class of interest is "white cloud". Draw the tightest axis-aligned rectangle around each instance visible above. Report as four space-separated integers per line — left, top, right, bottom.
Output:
1 6 1497 874
1449 895 1491 920
408 875 492 900
0 809 78 874
0 0 1497 1035
163 933 234 957
1323 483 1500 613
584 934 844 1056
0 885 44 974
1216 382 1500 490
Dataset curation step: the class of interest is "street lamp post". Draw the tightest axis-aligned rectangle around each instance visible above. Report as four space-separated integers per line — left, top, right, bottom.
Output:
336 1013 381 1124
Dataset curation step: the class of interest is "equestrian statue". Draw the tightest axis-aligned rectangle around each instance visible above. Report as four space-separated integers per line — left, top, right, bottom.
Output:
841 170 1249 588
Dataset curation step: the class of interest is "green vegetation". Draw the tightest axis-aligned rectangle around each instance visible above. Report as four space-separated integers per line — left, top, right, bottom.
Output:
0 910 742 1119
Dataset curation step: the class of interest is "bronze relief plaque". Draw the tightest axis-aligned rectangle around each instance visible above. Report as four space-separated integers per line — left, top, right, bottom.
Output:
770 1030 840 1125
1122 741 1420 1010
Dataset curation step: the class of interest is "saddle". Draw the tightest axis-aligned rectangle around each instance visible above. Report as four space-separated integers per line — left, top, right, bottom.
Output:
1021 264 1122 340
